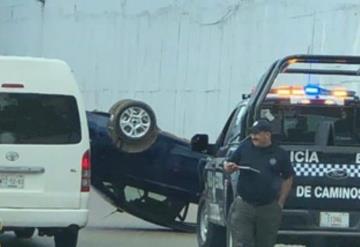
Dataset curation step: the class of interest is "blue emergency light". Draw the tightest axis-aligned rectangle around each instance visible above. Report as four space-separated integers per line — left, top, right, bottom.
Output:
304 84 321 96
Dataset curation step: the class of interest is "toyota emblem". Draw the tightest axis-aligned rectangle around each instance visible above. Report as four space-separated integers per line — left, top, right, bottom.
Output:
5 151 19 162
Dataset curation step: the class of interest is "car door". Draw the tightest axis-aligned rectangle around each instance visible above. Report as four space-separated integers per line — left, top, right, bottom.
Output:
206 103 248 224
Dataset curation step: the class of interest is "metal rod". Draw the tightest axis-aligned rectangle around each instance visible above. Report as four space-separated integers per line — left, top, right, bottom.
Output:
283 68 360 76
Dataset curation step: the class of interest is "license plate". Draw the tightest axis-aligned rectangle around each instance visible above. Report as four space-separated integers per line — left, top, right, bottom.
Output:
320 212 349 228
0 174 25 189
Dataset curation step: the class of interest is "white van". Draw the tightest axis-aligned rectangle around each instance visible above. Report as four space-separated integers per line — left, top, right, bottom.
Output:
0 56 90 247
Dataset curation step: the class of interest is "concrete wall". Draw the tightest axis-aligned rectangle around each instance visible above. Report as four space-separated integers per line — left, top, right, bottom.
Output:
1 0 360 140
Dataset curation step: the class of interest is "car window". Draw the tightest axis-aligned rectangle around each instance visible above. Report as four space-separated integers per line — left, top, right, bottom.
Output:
0 93 81 144
263 105 360 146
223 105 247 145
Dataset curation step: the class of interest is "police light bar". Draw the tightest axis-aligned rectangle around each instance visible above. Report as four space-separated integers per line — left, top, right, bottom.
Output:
270 84 355 98
267 84 356 105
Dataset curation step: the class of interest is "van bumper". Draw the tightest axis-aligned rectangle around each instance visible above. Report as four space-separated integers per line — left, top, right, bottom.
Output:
0 208 89 228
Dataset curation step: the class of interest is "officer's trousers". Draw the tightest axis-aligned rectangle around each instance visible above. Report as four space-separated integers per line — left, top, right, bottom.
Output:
228 196 282 247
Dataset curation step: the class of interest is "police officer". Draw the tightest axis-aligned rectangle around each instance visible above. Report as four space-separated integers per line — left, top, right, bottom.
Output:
224 119 294 247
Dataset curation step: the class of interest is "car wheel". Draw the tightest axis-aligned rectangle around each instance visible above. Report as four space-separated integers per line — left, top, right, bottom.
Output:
14 228 35 239
197 195 226 247
54 226 79 247
108 99 159 153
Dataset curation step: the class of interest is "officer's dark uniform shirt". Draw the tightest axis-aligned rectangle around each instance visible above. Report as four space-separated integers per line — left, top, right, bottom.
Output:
228 138 294 205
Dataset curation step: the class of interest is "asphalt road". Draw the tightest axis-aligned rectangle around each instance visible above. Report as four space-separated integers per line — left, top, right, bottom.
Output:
0 190 303 247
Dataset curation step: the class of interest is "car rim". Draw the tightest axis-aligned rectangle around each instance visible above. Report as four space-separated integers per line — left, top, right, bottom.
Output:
200 204 209 242
119 106 151 138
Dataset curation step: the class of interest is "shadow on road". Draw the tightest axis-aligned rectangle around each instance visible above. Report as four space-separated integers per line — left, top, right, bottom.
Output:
0 232 50 247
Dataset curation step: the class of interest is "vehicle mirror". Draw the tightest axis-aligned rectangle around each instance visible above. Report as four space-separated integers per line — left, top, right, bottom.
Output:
242 94 251 100
191 134 209 152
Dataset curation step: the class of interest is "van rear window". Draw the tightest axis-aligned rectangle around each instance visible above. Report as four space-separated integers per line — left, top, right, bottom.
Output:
0 93 81 144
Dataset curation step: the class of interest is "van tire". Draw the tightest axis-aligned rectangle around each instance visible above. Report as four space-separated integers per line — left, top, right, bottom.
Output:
14 228 35 239
108 99 158 153
197 195 226 247
54 227 79 247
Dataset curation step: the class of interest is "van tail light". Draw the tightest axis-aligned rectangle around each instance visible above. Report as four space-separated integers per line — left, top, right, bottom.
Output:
81 150 91 192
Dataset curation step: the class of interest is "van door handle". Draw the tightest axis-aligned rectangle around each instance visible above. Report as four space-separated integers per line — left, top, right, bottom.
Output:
0 166 45 174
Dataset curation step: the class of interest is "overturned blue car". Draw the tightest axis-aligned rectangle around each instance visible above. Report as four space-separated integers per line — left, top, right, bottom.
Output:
87 99 207 232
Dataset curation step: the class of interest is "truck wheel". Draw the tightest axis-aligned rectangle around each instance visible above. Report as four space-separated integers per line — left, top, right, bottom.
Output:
54 226 79 247
197 195 226 247
108 99 159 153
14 228 35 239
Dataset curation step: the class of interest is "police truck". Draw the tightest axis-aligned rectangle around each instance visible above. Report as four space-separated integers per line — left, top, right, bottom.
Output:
191 55 360 247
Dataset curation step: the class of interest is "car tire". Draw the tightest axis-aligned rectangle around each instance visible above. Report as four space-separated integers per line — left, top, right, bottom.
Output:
54 226 79 247
108 99 159 153
197 195 226 247
14 228 35 239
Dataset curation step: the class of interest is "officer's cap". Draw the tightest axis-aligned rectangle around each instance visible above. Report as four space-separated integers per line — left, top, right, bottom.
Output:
249 119 272 134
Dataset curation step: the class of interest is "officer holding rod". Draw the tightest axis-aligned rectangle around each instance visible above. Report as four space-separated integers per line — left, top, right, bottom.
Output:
224 119 294 247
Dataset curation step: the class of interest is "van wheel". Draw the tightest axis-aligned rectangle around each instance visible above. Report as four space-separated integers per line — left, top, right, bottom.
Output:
197 195 226 247
54 227 79 247
108 99 158 153
14 228 35 239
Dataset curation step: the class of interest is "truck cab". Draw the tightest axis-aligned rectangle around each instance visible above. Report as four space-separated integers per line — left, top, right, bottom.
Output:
195 55 360 247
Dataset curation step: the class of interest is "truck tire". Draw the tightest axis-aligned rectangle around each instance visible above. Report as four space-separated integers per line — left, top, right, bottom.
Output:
14 228 35 239
197 195 226 247
54 226 79 247
108 99 159 153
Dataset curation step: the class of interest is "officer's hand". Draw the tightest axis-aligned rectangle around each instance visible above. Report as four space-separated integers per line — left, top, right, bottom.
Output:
224 162 239 173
